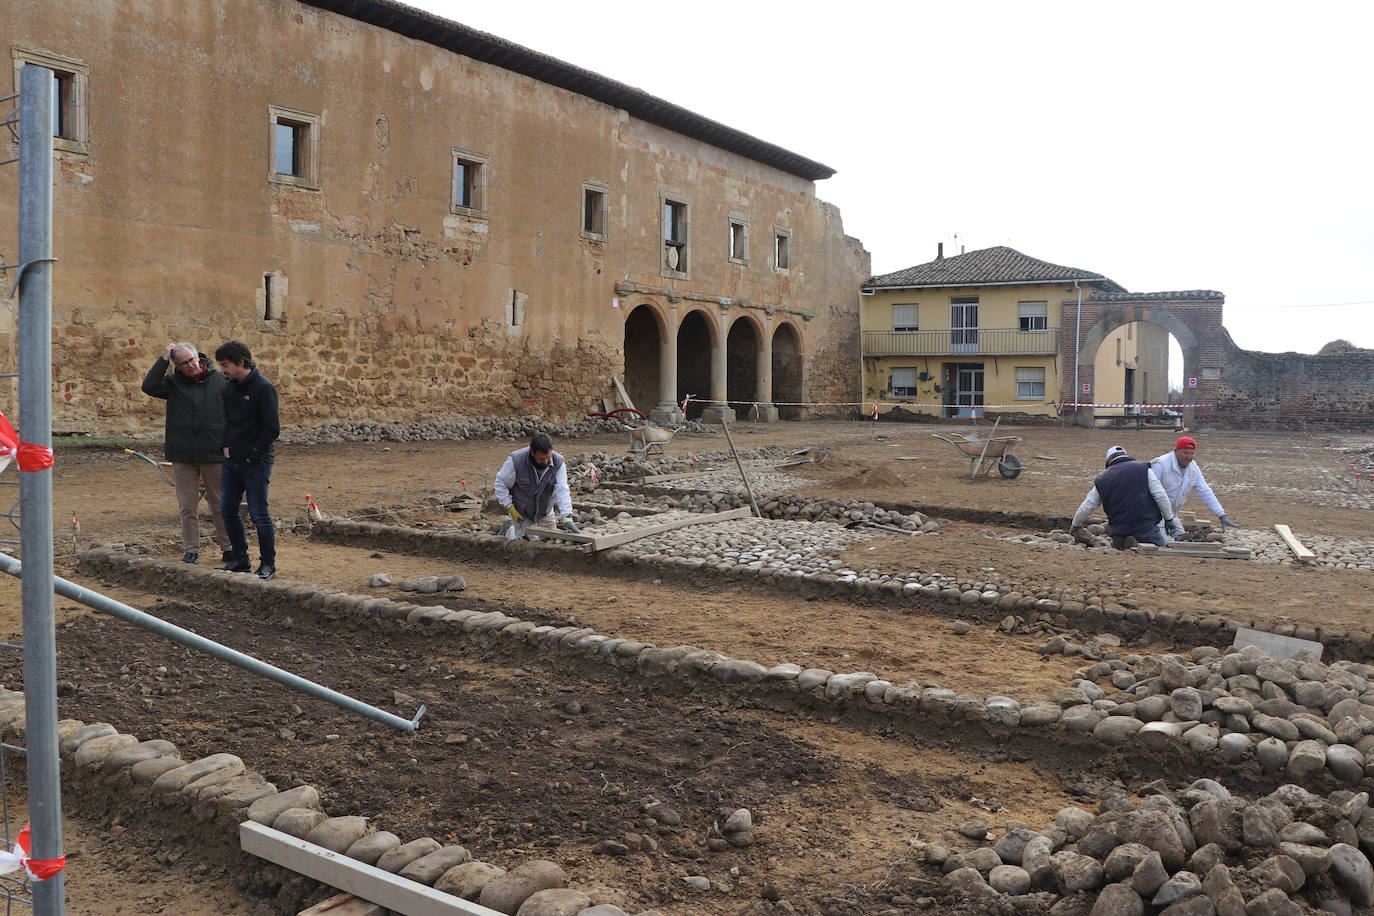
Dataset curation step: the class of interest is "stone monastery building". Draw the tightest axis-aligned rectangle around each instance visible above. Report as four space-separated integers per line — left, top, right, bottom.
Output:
2 0 870 433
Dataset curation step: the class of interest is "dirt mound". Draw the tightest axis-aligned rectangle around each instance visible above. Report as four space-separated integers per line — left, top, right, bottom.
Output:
829 464 910 489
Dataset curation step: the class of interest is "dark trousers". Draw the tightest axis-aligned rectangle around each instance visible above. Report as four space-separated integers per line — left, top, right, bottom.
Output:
220 459 275 565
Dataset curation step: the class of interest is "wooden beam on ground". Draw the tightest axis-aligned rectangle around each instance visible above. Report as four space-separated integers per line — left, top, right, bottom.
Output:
1135 543 1250 560
242 822 502 916
521 526 596 544
529 506 753 551
300 892 386 915
637 469 719 484
1274 524 1316 560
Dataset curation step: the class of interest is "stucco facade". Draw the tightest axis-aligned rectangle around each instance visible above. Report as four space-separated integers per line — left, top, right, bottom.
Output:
0 0 868 433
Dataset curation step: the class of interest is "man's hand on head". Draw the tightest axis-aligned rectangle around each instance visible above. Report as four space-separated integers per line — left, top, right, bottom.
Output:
163 344 176 360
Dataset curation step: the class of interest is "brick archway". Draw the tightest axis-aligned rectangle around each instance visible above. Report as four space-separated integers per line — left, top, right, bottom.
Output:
1058 292 1224 425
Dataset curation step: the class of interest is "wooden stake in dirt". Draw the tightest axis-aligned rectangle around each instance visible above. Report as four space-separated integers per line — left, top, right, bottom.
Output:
720 417 761 517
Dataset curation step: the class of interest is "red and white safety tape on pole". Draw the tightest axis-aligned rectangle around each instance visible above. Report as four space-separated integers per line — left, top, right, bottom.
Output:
0 823 65 882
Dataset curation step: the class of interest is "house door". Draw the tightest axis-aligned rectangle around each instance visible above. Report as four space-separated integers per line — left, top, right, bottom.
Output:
944 362 984 417
950 297 979 354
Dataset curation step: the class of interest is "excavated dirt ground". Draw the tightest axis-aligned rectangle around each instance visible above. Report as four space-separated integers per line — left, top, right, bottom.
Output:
0 419 1367 912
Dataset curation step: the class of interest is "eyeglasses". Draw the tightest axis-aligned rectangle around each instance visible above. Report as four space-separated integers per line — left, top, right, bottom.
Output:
174 357 197 369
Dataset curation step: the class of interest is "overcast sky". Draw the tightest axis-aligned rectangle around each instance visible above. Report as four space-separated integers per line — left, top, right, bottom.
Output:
413 0 1372 361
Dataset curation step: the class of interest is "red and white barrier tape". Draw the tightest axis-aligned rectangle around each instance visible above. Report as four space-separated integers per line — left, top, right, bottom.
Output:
680 395 1204 411
0 823 65 882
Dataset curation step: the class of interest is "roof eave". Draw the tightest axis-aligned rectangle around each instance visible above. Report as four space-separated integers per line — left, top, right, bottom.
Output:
299 0 837 181
862 277 1120 293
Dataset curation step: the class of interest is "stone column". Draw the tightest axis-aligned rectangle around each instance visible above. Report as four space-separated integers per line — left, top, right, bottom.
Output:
752 331 778 422
650 324 684 423
699 317 735 423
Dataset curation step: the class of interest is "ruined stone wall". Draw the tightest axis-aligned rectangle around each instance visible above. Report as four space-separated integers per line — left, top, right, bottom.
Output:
1210 331 1374 428
0 0 866 433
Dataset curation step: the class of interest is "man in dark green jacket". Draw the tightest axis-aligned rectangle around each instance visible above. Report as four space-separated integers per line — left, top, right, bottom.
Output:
141 343 233 564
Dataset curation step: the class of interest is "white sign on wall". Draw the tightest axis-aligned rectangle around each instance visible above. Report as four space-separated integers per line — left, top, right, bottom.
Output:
1081 383 1091 394
1188 377 1199 389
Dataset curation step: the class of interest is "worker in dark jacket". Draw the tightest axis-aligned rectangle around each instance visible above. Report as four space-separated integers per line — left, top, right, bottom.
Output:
1070 446 1184 549
215 340 280 580
141 343 233 565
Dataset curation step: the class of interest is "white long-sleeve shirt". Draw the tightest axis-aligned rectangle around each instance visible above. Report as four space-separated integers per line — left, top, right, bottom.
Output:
1149 451 1225 518
1072 462 1175 529
494 454 572 519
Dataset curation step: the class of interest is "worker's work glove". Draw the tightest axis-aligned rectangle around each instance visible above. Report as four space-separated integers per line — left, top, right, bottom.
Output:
506 505 522 522
1218 514 1240 529
561 517 581 534
1166 518 1185 537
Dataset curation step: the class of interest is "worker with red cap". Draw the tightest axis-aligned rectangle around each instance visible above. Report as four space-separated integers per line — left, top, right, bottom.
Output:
1150 436 1239 539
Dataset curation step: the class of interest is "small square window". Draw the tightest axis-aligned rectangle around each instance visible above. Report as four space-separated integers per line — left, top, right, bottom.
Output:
451 147 489 216
581 182 608 239
662 198 689 275
774 229 791 271
892 304 918 332
890 367 918 398
268 106 320 189
1016 367 1046 399
12 50 89 153
728 217 748 263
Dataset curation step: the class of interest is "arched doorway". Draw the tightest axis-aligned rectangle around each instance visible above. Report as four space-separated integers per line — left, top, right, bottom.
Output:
676 310 714 419
1084 316 1195 428
622 305 663 413
772 322 803 419
726 317 761 413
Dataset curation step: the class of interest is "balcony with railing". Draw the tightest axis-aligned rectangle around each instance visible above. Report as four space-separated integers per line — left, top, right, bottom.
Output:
862 327 1060 357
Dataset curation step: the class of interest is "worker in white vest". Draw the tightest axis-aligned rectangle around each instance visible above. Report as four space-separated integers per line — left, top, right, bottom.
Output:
1150 436 1240 541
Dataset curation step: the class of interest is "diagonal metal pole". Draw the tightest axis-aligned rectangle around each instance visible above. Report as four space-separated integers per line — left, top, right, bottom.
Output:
18 63 64 914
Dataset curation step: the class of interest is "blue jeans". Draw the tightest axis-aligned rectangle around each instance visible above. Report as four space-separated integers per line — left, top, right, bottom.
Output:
220 460 274 565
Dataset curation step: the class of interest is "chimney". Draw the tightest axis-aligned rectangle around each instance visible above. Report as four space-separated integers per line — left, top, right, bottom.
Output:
936 242 944 260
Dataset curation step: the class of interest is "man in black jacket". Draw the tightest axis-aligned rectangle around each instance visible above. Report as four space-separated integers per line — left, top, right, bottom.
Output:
141 343 233 565
215 340 280 579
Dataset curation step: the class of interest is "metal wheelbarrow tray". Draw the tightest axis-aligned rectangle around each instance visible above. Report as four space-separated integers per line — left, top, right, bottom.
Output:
931 432 1024 479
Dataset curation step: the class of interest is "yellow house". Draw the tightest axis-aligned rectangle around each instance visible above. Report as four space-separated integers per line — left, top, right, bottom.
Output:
861 246 1167 421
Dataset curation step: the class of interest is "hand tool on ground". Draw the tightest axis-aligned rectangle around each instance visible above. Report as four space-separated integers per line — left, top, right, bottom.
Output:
123 448 175 487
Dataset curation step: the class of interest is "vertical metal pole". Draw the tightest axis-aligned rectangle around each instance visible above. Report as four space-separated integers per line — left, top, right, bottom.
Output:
18 64 64 915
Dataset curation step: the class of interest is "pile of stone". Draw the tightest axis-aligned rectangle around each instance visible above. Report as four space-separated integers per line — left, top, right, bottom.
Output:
757 492 938 532
927 777 1374 913
367 573 466 593
641 463 812 496
1058 644 1374 785
281 415 716 445
1221 528 1374 570
46 694 649 916
618 517 881 571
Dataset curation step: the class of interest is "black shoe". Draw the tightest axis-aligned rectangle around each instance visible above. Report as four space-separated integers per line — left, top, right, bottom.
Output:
255 564 276 580
220 561 251 573
181 551 198 564
1123 536 1139 550
221 549 235 564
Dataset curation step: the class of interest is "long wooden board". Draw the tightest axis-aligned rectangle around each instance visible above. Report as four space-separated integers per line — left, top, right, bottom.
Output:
527 506 753 552
1136 543 1250 560
1274 524 1316 559
241 822 502 916
612 376 636 411
636 468 720 484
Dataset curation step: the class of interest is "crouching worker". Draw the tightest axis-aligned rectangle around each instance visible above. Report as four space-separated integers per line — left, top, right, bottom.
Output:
1070 446 1183 550
494 434 580 540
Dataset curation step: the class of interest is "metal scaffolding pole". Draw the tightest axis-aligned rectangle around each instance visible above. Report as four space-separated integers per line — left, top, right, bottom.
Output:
0 554 425 734
17 63 64 914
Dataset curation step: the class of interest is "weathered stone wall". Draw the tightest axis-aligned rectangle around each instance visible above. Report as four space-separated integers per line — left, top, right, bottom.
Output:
1 0 867 433
1210 332 1374 428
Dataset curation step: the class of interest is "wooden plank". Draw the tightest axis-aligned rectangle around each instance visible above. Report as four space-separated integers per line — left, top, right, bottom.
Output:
241 822 501 916
522 526 596 544
611 377 636 412
1137 544 1248 559
300 892 386 915
637 469 720 484
1274 524 1316 559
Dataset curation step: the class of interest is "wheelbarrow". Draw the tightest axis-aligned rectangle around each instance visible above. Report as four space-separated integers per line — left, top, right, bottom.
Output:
931 419 1024 479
